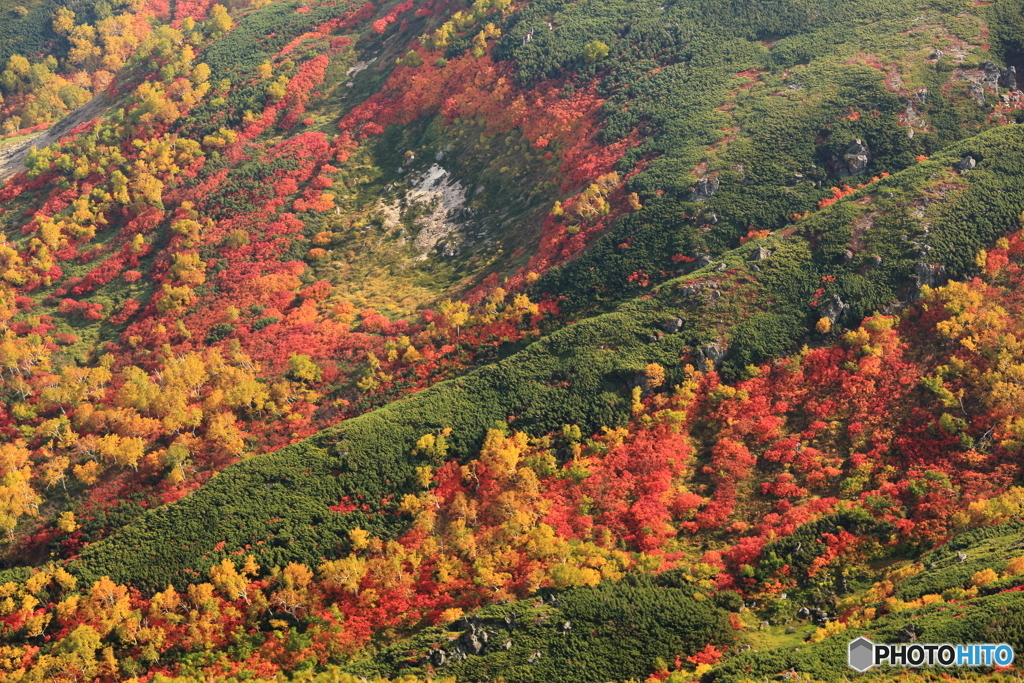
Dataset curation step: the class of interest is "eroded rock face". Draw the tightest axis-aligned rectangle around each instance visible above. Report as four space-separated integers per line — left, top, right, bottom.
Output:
377 164 469 260
819 294 849 324
836 139 871 177
910 261 948 301
955 155 977 172
956 62 1017 104
982 61 1002 90
425 620 504 668
915 261 946 288
696 341 727 371
968 81 985 104
1001 65 1018 91
689 175 720 202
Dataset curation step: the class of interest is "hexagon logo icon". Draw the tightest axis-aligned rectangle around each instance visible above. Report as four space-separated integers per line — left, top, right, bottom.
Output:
848 636 875 672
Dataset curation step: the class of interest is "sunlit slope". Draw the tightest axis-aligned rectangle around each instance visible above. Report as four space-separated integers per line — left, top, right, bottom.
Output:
56 122 1024 592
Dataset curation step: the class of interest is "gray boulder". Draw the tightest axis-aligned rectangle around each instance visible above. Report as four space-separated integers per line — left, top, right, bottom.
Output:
838 139 871 177
696 341 727 371
661 318 684 333
955 155 977 172
915 261 947 289
819 294 849 324
909 262 947 301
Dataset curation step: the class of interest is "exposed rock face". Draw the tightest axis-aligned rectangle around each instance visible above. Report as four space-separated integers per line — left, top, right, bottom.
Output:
957 62 1017 104
836 139 870 177
425 620 504 668
955 155 977 172
910 261 947 301
819 294 849 324
378 164 469 260
809 609 832 626
968 81 986 105
915 261 946 288
462 628 485 655
696 341 727 371
661 318 684 333
981 61 1002 90
1001 65 1018 91
689 175 720 201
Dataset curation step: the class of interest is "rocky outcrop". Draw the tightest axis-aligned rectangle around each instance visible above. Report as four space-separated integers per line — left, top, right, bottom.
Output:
661 318 684 334
982 61 1002 90
898 623 922 643
696 341 727 372
968 81 986 105
909 261 947 301
689 175 720 202
819 294 849 324
954 155 977 172
378 164 469 260
959 62 1017 105
834 139 870 178
978 60 1018 92
1001 65 1018 91
915 261 946 289
797 606 833 626
424 618 504 668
